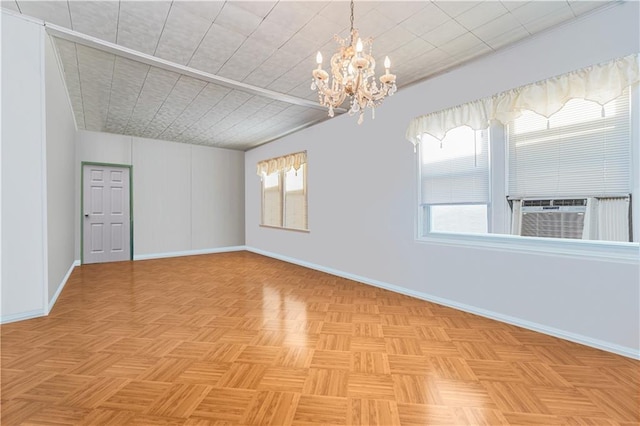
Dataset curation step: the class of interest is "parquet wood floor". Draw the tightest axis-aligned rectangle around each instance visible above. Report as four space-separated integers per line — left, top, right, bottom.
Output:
1 251 638 425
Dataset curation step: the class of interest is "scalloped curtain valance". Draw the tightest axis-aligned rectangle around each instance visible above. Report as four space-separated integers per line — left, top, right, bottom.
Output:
405 53 639 147
256 151 307 176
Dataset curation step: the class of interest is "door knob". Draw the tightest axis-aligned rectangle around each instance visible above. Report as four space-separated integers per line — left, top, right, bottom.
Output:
84 213 89 217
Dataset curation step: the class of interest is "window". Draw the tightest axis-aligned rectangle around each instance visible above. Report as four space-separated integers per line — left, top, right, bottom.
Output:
408 54 639 256
417 91 635 243
507 91 632 242
257 152 308 231
420 126 489 234
507 94 630 199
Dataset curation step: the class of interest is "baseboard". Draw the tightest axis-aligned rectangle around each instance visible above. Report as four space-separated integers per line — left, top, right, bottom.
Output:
133 246 247 261
1 259 80 324
46 260 79 314
0 309 46 324
246 247 640 360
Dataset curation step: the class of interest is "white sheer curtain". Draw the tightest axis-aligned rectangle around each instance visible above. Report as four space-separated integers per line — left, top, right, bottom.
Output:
510 200 522 235
406 53 639 147
597 198 630 242
582 198 600 240
582 197 629 242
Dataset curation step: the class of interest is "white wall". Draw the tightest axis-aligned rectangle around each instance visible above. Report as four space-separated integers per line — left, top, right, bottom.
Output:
246 2 640 357
191 144 245 249
1 12 47 321
76 131 245 259
45 34 76 304
134 137 192 255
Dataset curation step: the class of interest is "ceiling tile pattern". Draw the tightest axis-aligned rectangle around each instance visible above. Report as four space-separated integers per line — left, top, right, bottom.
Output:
4 0 612 150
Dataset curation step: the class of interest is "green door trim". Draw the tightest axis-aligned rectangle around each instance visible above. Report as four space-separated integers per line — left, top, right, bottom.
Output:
80 162 134 264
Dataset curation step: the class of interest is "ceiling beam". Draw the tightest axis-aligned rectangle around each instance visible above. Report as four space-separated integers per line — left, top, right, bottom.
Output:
241 116 330 151
45 23 347 114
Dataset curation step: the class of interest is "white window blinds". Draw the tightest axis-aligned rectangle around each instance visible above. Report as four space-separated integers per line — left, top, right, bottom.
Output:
284 164 307 230
262 172 282 227
507 90 631 198
420 126 489 204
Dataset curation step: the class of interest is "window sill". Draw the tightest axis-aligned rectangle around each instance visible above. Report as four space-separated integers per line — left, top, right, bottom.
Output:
417 232 639 264
259 224 310 233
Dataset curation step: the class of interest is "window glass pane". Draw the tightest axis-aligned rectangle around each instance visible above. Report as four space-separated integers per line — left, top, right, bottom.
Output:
284 164 307 230
285 166 304 192
420 126 489 205
421 126 484 164
513 98 620 135
512 110 548 134
262 172 281 227
549 98 618 127
430 204 488 234
264 172 279 188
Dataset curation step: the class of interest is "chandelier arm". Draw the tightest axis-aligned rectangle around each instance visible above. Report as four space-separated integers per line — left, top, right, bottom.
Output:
321 86 347 108
340 95 349 108
358 82 374 101
335 91 348 107
370 87 389 102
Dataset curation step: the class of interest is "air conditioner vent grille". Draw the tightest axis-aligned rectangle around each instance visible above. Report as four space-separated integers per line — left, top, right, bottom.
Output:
522 199 586 207
552 199 587 206
521 212 585 239
522 200 551 207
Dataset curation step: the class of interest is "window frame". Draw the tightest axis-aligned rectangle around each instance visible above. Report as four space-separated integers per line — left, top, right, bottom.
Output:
418 126 493 236
415 86 640 263
260 170 282 228
260 163 309 232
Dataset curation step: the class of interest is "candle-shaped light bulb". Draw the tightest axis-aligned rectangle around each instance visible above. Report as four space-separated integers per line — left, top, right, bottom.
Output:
384 56 391 70
356 38 363 53
316 51 323 65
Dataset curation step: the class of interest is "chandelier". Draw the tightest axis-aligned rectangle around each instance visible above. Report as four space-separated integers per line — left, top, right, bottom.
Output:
311 0 397 124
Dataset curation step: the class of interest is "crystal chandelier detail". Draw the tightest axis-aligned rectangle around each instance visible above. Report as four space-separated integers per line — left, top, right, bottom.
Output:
311 0 397 124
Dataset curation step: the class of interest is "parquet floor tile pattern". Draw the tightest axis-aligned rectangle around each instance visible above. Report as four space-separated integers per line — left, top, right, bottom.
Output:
1 252 638 425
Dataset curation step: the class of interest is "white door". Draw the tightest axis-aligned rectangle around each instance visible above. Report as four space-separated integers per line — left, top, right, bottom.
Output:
83 165 131 264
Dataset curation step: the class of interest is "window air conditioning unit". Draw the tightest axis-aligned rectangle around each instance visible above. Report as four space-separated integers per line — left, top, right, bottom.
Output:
520 199 587 239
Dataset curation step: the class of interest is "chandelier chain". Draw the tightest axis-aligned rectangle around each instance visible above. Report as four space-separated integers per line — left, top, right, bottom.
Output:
349 0 355 42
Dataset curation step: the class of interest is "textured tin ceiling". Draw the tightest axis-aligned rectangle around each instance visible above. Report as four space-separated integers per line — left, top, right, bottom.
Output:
2 0 610 150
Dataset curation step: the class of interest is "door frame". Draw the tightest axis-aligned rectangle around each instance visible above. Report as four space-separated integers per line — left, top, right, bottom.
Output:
80 161 134 264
